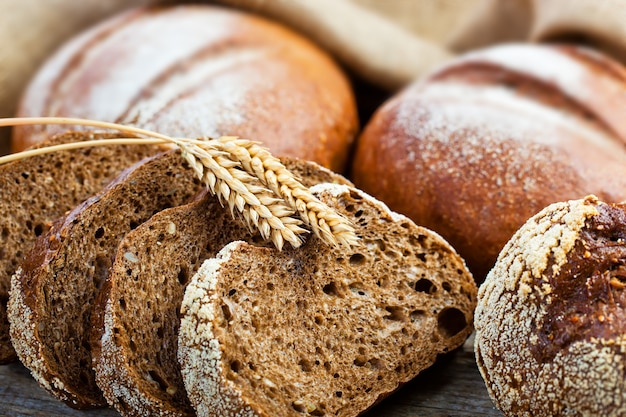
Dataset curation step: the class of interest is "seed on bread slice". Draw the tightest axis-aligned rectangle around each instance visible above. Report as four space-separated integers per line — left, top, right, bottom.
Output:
178 184 477 417
0 131 163 364
91 157 351 416
8 149 202 409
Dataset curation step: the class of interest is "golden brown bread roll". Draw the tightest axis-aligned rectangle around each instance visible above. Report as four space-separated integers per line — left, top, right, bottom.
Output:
12 4 358 173
475 195 626 416
351 43 626 280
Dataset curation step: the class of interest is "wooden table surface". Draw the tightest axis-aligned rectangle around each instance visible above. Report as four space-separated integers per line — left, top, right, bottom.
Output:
0 333 502 417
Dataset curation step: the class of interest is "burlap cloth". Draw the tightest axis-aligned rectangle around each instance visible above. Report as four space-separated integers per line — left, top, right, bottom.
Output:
1 0 624 155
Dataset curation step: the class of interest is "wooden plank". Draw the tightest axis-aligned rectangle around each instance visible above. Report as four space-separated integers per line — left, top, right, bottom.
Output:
0 333 502 416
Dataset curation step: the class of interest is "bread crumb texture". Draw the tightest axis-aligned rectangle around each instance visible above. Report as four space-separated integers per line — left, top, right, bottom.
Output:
475 195 626 416
0 132 160 364
179 184 477 417
91 158 350 417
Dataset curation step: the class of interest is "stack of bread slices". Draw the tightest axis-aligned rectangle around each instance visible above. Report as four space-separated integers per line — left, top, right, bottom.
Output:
1 131 477 417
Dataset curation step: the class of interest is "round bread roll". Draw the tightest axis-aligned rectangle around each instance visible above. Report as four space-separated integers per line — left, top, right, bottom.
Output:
475 195 626 416
12 4 358 173
351 43 626 280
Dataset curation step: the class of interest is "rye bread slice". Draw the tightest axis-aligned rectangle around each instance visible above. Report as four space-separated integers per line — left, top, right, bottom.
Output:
91 157 352 416
0 131 162 364
8 149 202 409
178 184 478 417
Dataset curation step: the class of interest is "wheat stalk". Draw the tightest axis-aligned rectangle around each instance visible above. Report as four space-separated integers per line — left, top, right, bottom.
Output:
0 117 358 249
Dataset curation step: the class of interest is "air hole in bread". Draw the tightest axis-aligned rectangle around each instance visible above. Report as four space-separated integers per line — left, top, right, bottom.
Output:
148 370 168 391
129 339 137 353
227 288 236 296
384 250 399 259
409 234 427 247
314 315 323 325
129 220 139 230
119 298 126 311
414 278 436 294
1 227 8 238
94 227 105 239
349 190 362 200
322 282 339 296
33 223 44 237
442 282 452 292
177 266 189 285
437 307 467 338
384 306 406 321
372 238 386 251
349 253 366 265
354 209 364 218
349 284 367 297
75 173 85 186
221 304 232 321
353 356 367 367
410 310 426 322
266 282 275 291
230 360 242 373
299 358 313 372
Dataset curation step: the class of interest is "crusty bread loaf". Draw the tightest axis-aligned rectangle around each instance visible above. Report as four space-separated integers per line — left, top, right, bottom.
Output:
90 157 351 417
178 184 477 417
0 131 163 364
475 195 626 416
351 43 626 281
12 4 359 173
8 149 202 409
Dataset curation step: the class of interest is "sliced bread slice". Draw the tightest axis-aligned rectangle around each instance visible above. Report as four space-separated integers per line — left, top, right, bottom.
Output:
0 131 163 364
91 157 352 416
178 184 478 417
8 149 202 409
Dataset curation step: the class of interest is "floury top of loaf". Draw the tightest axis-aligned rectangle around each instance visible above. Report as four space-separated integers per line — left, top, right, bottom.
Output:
178 183 478 417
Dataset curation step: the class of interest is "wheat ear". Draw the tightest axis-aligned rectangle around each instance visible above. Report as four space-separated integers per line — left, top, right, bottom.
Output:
202 136 359 247
0 117 358 249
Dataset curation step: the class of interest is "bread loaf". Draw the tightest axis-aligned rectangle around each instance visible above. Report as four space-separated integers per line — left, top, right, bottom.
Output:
91 157 351 416
8 149 202 409
475 195 626 416
351 43 626 281
178 184 477 417
12 4 358 173
0 131 163 364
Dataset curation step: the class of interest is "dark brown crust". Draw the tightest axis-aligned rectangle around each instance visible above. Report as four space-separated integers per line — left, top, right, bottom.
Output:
475 196 626 416
12 4 358 174
533 202 626 363
351 43 626 281
8 150 202 409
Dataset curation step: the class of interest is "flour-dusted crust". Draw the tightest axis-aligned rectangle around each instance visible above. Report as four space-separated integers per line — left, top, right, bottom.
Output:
178 243 259 417
13 4 358 173
351 43 626 281
475 195 626 416
179 184 477 417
